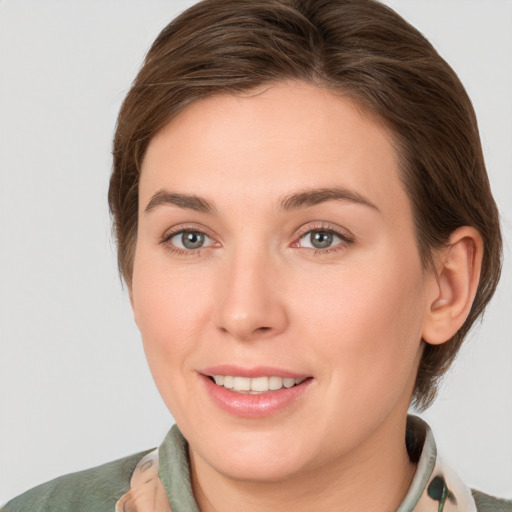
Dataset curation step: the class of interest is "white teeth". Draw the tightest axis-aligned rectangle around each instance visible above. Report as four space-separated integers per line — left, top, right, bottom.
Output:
250 376 269 392
233 376 251 391
283 377 295 388
211 375 306 393
223 375 234 389
268 376 283 390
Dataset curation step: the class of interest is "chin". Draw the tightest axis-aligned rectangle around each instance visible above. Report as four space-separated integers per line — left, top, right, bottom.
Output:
189 426 314 483
210 451 308 484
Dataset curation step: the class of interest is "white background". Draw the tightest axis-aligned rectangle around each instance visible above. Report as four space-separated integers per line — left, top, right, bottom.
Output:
0 0 511 505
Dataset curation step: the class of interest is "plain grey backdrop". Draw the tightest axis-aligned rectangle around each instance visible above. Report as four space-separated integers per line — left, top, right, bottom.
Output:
1 0 511 505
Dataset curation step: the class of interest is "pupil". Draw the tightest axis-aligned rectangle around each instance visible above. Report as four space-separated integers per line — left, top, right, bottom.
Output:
182 231 204 249
311 231 332 249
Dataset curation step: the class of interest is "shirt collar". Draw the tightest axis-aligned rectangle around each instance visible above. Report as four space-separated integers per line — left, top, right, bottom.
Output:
117 415 477 512
399 415 477 512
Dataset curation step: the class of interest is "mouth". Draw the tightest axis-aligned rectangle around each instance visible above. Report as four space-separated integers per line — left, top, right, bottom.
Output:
200 366 313 417
208 375 308 394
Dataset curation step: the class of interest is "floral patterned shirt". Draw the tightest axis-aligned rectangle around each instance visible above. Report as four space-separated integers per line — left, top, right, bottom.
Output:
115 416 511 512
3 416 510 511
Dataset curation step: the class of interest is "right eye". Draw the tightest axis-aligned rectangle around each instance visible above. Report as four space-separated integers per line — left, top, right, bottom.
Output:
174 231 206 249
298 229 343 250
167 230 215 251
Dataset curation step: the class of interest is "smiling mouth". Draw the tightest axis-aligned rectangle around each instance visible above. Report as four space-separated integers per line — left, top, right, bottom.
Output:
209 375 308 394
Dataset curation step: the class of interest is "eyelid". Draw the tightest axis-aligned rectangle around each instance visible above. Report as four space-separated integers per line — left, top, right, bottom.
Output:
160 223 220 254
161 222 216 242
159 221 353 254
294 222 354 243
292 222 355 252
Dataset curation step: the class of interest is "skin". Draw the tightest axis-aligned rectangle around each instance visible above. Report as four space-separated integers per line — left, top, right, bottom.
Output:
130 82 479 511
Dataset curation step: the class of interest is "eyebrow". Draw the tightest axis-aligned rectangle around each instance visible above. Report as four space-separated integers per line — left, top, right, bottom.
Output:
144 186 378 215
280 187 379 212
144 190 215 214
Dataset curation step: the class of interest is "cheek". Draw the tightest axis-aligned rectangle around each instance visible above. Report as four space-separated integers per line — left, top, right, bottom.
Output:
131 253 213 374
131 260 216 421
292 253 426 398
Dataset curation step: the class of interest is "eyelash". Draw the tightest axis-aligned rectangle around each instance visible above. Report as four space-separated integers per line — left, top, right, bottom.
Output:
160 223 354 256
160 224 218 256
293 223 355 254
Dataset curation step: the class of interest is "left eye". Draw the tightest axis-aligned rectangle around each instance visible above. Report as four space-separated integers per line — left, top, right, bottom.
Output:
299 230 344 250
169 230 214 250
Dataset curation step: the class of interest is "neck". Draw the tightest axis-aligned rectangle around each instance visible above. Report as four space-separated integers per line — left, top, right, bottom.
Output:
189 414 416 512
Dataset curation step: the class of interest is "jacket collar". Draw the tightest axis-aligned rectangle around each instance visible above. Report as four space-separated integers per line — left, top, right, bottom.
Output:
116 415 477 512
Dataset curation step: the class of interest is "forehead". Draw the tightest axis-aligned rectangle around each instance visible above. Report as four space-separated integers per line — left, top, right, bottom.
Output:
140 82 409 218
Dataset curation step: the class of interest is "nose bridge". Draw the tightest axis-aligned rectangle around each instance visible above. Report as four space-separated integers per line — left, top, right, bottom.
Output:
215 241 288 341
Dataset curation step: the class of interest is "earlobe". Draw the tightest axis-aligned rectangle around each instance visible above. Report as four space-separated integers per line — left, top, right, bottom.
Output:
422 226 483 345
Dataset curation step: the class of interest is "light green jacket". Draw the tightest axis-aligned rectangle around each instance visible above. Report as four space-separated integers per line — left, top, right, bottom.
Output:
2 417 511 511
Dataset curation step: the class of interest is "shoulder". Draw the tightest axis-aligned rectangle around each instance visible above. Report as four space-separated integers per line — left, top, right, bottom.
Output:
472 489 512 512
1 449 152 512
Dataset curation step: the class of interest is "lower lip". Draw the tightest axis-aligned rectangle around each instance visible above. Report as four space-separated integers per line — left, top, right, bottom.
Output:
201 375 312 418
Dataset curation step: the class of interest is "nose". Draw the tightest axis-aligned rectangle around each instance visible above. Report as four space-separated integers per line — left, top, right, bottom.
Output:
214 249 289 342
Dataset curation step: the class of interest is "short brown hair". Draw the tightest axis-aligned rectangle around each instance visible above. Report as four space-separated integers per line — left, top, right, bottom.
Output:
109 0 502 410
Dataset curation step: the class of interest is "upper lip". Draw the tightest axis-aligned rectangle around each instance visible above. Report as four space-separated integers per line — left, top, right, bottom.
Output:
200 365 310 379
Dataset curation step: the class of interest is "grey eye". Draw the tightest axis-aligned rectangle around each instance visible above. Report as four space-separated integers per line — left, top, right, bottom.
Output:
170 230 209 250
310 231 333 249
299 230 344 250
181 231 205 249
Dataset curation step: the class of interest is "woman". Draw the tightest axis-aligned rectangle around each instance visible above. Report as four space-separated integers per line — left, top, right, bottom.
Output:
2 0 511 510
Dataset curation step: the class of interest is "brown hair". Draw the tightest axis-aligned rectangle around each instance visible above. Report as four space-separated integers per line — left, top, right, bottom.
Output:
109 0 502 410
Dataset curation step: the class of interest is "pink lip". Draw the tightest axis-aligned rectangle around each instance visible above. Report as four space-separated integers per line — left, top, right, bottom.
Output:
199 366 313 418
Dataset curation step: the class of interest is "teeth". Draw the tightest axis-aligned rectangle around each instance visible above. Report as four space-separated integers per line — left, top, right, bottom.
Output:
223 375 234 389
211 375 306 393
269 376 283 390
283 378 295 388
233 376 251 391
251 376 268 392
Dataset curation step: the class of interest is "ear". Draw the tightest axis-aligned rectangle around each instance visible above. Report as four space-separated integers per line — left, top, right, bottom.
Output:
422 226 483 345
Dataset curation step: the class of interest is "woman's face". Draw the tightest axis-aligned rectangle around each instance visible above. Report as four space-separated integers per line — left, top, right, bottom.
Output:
132 82 438 482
